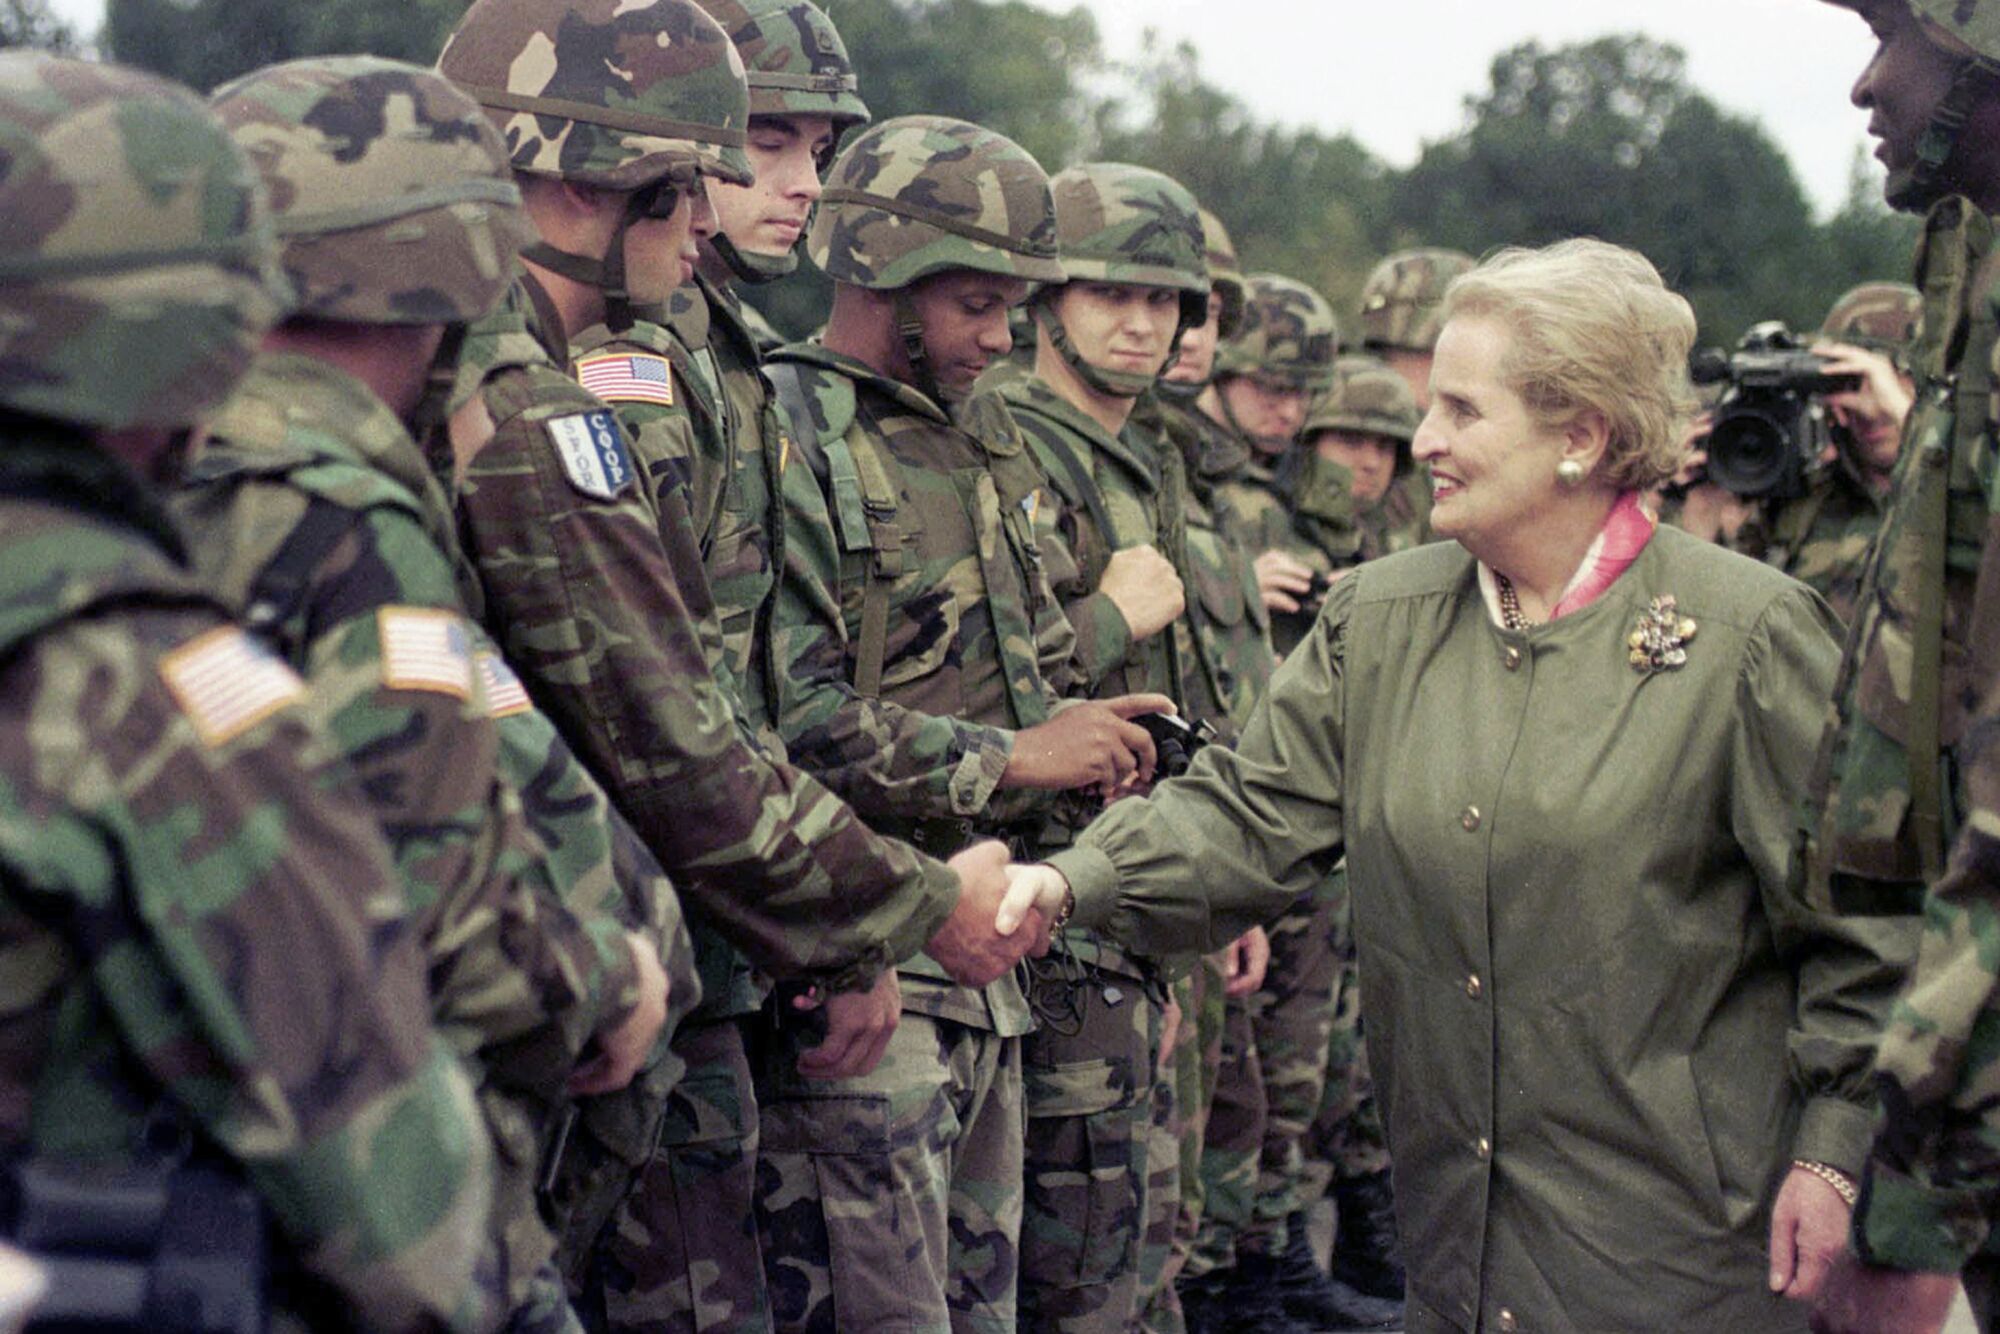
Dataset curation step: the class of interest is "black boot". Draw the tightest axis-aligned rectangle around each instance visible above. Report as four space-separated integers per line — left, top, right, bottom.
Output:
1247 1233 1403 1333
1178 1265 1311 1334
1330 1170 1407 1302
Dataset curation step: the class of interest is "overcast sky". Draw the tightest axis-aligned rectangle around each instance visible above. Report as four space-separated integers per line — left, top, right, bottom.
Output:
43 0 1889 218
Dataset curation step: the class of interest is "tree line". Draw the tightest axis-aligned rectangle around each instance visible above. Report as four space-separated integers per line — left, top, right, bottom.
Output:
4 0 1918 347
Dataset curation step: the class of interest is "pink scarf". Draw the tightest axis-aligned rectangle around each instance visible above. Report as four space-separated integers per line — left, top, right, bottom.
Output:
1478 490 1656 626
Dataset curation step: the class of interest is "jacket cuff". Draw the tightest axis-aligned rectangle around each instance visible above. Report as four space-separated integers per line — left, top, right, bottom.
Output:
1852 1160 1990 1273
948 727 1014 815
1792 1095 1876 1179
1047 843 1120 932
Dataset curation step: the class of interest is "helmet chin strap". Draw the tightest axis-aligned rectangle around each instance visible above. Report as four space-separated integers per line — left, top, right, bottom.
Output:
1891 53 2000 210
522 188 662 335
709 228 801 285
1032 300 1159 400
891 289 950 405
410 323 470 493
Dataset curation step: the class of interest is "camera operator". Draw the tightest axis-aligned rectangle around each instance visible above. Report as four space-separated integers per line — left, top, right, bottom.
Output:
1670 285 1918 624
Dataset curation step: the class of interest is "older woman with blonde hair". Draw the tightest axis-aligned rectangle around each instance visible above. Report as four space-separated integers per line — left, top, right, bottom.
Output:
1000 238 1915 1331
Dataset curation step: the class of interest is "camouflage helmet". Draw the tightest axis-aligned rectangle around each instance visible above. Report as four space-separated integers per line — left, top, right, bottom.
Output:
695 0 868 130
1911 0 2000 58
211 57 535 327
1215 273 1340 390
1357 247 1475 352
0 52 288 431
438 0 753 190
1199 206 1247 340
809 114 1066 291
1819 280 1922 361
1305 357 1421 470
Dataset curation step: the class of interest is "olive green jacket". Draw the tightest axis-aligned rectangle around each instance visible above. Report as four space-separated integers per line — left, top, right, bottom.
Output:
1053 527 1915 1332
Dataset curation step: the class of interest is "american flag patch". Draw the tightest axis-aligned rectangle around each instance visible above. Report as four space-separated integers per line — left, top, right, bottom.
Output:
159 626 307 748
377 608 474 698
576 353 676 407
477 650 533 718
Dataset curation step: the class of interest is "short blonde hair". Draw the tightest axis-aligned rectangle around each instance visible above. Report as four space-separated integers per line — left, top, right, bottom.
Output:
1441 238 1698 492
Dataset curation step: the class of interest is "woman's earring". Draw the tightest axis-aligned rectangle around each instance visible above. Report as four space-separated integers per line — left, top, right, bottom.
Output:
1556 458 1587 489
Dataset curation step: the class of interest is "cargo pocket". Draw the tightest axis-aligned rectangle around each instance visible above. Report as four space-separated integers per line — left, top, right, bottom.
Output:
1020 1057 1141 1290
757 1092 927 1329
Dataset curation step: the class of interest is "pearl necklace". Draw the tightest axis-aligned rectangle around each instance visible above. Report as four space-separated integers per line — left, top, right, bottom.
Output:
1495 572 1538 631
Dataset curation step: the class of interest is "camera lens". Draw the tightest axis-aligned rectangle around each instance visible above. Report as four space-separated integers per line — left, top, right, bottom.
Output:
1705 407 1796 498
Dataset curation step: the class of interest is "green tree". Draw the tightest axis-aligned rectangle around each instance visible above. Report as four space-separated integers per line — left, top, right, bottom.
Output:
1 0 78 51
105 0 464 90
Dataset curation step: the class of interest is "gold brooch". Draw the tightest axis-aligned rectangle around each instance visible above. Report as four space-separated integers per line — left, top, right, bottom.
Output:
1628 596 1696 675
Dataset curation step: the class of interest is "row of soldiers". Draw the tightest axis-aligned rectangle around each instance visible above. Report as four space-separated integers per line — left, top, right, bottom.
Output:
0 0 1474 1331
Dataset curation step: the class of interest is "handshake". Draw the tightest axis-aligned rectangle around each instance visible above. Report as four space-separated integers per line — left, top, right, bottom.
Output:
925 841 1078 987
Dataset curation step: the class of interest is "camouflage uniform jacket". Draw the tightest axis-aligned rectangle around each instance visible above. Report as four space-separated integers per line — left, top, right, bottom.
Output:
1807 199 2000 1271
1729 457 1882 627
763 341 1062 1034
0 431 499 1332
456 279 957 1007
1141 392 1275 737
1352 472 1434 565
1001 374 1183 702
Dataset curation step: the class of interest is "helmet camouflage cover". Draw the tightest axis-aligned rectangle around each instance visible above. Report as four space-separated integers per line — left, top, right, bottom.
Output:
1200 205 1247 340
1049 162 1207 302
212 56 535 326
437 0 753 191
0 52 288 430
695 0 868 129
1819 280 1922 359
1358 246 1475 352
1215 272 1339 390
1910 0 2000 62
809 114 1066 290
1306 356 1421 454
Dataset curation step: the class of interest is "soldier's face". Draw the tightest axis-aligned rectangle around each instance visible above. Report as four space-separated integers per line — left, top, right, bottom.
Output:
1313 429 1400 506
1848 0 1971 206
1164 289 1224 385
1219 373 1311 455
624 180 716 303
1414 316 1579 554
710 114 834 258
1051 281 1184 385
905 270 1029 393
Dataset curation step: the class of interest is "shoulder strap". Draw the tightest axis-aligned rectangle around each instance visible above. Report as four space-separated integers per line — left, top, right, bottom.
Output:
1038 433 1119 557
240 497 356 665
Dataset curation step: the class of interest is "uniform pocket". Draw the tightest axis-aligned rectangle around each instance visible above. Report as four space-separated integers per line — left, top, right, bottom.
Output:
1021 1057 1141 1289
879 594 961 691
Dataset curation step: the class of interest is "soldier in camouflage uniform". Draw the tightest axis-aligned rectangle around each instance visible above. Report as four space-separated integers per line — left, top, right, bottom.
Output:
437 6 1041 1331
759 119 1177 1334
1200 274 1352 658
1726 282 1920 624
1805 1 2000 1328
0 52 502 1330
1303 357 1430 565
986 159 1209 1334
176 58 696 1331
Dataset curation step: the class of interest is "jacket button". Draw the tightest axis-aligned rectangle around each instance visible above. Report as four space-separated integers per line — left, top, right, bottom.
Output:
1460 806 1481 831
1498 1310 1519 1332
1476 1136 1491 1159
1466 973 1483 999
1503 645 1522 671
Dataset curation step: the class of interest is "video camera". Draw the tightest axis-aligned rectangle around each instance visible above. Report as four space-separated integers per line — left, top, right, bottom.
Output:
1687 322 1860 500
1134 712 1218 780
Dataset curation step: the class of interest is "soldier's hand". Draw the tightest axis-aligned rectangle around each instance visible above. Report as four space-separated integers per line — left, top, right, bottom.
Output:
1222 927 1270 997
996 862 1072 953
928 839 1043 987
1808 1248 1958 1334
1813 341 1914 478
1001 694 1174 798
1098 545 1185 641
568 931 670 1095
1254 550 1316 614
798 969 900 1079
1769 1164 1852 1301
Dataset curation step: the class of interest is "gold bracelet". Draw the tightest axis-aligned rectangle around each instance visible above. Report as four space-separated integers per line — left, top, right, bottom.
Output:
1053 885 1076 932
1793 1158 1859 1208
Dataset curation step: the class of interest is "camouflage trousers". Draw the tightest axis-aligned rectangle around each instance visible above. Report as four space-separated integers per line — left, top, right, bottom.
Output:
571 1016 770 1334
1139 956 1227 1334
1304 867 1391 1198
1186 989 1264 1278
1018 949 1167 1334
751 1003 1024 1334
1241 882 1343 1257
